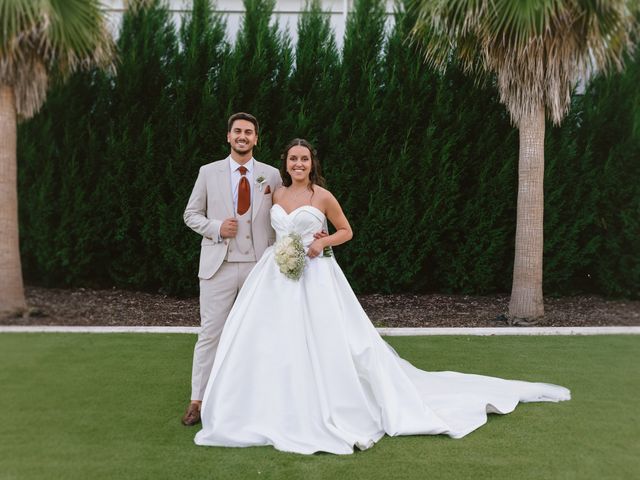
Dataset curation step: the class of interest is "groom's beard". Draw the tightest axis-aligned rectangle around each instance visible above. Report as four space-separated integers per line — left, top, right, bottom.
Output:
231 145 252 155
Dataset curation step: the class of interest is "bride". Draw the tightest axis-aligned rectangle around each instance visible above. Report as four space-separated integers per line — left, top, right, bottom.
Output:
194 138 570 455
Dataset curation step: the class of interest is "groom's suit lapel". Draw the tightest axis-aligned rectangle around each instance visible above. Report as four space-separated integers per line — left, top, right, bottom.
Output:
216 161 234 218
251 162 267 221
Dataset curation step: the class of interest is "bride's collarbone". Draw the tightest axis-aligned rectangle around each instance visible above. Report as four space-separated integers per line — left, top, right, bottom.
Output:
275 188 327 215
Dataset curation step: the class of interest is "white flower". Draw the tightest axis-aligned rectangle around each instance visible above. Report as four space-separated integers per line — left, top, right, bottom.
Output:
274 233 306 280
255 176 267 192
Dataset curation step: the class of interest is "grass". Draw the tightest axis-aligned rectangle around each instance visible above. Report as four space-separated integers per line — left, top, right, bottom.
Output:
0 333 638 480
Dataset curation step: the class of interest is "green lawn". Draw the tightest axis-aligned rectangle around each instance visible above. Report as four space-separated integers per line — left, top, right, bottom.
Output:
1 334 638 480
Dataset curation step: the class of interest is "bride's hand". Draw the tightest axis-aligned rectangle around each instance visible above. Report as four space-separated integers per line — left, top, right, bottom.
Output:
307 239 325 258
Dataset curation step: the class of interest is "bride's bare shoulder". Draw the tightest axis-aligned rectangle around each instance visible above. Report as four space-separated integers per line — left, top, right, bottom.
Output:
312 185 331 198
312 185 339 209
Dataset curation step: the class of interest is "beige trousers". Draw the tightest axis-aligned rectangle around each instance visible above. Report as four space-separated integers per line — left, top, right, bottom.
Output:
191 261 255 400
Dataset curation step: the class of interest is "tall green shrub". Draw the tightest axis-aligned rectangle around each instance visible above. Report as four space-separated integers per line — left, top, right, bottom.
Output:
351 0 518 294
543 104 600 295
15 0 639 299
221 0 292 165
98 0 179 290
579 46 640 297
283 0 340 151
18 68 109 286
425 66 518 294
167 0 231 294
326 0 388 290
354 0 442 292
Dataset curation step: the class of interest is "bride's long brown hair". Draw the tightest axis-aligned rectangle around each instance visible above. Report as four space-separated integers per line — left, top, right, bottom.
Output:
280 138 326 189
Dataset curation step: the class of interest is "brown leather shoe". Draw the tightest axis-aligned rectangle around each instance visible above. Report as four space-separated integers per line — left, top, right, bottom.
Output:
181 403 201 426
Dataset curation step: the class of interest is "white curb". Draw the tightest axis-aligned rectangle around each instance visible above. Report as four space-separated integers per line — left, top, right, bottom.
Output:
0 325 639 335
375 326 640 336
0 326 200 334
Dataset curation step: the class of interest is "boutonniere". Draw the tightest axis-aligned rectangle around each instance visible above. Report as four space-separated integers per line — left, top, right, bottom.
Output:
255 176 267 192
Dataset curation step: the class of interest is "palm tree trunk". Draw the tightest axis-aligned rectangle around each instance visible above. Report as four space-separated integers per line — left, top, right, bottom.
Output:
0 84 27 315
508 106 545 323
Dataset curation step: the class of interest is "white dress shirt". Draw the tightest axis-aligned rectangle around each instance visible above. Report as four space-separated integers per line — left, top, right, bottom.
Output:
216 157 255 241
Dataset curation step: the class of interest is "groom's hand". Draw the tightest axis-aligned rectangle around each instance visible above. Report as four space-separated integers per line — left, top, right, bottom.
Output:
313 230 328 240
220 218 238 238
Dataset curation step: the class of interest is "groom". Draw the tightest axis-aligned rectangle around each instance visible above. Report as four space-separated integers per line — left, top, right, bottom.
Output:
181 112 282 426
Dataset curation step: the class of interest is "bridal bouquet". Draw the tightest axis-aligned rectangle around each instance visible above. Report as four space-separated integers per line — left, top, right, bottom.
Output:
274 233 306 280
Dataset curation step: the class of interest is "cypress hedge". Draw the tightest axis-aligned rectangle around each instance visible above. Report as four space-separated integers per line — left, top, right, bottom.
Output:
16 0 640 298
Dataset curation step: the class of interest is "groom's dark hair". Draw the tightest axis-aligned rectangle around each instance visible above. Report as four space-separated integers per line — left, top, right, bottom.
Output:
227 112 259 134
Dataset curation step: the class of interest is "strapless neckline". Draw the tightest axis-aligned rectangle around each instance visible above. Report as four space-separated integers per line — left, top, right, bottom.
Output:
272 203 325 218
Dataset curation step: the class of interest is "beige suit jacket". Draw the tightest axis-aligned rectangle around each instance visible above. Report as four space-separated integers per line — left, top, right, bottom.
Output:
184 159 282 279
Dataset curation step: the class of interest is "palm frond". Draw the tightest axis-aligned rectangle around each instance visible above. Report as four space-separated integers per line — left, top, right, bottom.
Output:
48 0 113 71
0 0 40 53
0 0 114 119
409 0 638 125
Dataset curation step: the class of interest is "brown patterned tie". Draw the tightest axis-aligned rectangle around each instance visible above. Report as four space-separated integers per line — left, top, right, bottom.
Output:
237 166 250 215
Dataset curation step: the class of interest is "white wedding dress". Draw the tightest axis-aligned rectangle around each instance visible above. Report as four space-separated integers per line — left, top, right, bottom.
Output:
194 204 570 454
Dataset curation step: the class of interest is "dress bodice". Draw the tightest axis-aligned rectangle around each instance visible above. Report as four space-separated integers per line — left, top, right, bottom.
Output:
271 204 325 248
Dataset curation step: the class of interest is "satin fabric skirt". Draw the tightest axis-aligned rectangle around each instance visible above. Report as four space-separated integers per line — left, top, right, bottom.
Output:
195 249 570 454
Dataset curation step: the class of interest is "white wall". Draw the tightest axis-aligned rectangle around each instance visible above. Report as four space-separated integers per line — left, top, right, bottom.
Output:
102 0 396 48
